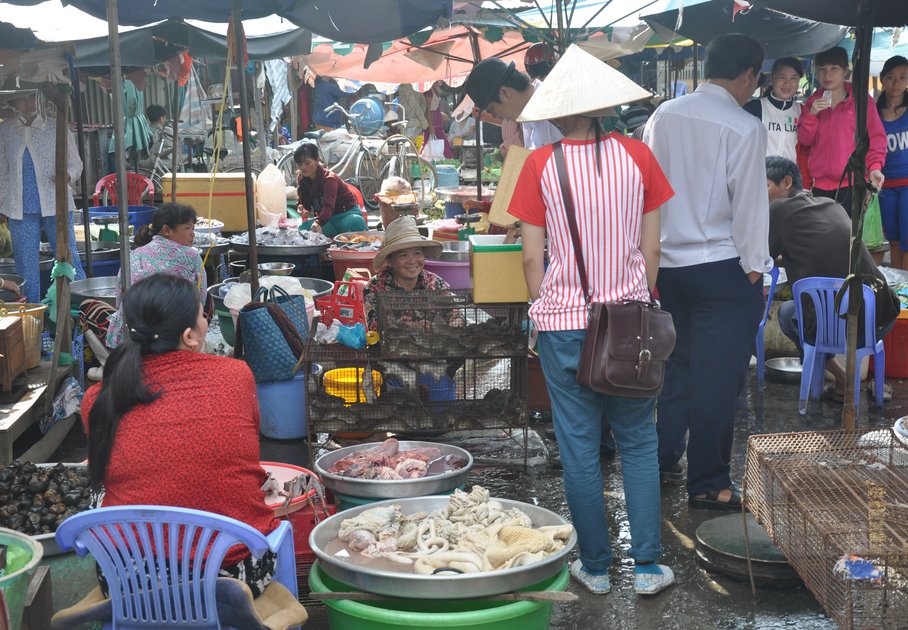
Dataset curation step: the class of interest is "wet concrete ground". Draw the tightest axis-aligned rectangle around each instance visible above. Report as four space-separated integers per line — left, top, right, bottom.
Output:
50 363 906 629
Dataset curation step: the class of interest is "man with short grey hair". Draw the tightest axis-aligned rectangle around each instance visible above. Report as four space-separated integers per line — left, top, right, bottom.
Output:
643 33 772 511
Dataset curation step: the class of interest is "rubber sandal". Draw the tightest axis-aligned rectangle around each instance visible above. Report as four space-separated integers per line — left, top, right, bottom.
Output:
688 487 742 511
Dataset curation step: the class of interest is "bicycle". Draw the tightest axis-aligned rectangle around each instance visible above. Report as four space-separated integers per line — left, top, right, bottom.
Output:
276 104 385 210
376 102 437 210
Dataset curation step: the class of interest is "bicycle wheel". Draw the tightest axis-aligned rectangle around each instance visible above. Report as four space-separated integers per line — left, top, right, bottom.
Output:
354 150 383 211
277 151 298 186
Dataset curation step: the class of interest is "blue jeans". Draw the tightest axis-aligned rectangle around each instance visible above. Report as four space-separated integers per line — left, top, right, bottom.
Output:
537 330 662 574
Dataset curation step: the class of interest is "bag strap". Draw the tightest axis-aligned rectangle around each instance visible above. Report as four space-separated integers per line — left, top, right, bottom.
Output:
552 142 591 304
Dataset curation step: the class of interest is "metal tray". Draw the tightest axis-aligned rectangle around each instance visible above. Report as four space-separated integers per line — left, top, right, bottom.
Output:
71 276 119 307
309 495 575 599
765 357 802 384
435 186 495 203
229 240 331 257
314 441 473 499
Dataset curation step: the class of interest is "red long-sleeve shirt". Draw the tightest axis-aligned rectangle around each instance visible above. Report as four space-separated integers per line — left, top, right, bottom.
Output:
81 351 278 565
297 165 358 226
797 83 887 191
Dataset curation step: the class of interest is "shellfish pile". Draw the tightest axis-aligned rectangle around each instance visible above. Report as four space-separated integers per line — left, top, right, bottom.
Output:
0 461 92 536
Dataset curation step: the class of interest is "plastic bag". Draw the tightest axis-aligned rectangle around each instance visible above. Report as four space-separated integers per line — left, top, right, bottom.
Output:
420 137 445 160
862 193 886 251
255 163 288 218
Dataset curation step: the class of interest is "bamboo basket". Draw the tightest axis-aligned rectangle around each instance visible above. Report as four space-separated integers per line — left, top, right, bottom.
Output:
0 303 47 368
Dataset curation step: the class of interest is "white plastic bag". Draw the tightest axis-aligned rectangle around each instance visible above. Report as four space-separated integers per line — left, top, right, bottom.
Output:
255 163 288 218
420 137 445 160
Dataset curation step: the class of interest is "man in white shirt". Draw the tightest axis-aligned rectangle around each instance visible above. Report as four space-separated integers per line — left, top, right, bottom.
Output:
643 33 771 511
461 57 561 150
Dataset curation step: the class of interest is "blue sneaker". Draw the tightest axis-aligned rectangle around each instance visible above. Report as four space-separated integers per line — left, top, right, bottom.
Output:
570 559 610 594
634 564 675 595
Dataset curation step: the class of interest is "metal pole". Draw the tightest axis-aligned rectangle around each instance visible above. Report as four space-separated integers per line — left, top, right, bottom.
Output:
171 79 179 199
108 0 131 294
68 56 92 277
469 32 483 201
232 2 259 294
692 42 698 91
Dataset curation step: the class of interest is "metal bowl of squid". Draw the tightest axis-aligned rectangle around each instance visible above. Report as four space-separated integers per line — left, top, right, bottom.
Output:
313 441 473 499
70 276 119 308
764 357 803 384
309 495 576 599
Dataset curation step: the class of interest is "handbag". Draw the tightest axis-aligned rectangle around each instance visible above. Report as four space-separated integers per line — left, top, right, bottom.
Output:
551 142 676 397
235 286 309 382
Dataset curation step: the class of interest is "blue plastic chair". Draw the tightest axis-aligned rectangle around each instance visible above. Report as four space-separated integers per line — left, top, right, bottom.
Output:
53 505 300 629
756 265 781 391
792 277 885 415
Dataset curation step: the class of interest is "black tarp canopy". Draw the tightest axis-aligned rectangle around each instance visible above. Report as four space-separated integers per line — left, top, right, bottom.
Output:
644 1 848 58
55 0 453 44
759 0 908 28
72 19 311 67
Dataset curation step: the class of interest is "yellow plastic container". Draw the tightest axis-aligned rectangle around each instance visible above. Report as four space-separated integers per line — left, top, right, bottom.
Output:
324 368 382 405
468 234 530 303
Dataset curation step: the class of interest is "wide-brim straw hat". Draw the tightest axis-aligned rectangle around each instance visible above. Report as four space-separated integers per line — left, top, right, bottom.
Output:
373 216 442 271
517 44 652 123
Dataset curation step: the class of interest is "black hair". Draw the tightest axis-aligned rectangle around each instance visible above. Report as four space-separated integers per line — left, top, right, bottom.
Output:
87 274 201 493
815 47 849 69
771 57 804 78
146 104 166 122
704 33 764 81
134 203 197 247
765 156 803 192
293 142 320 165
877 55 908 114
486 70 532 105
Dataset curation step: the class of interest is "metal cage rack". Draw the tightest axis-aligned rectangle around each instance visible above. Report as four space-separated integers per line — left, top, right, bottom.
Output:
744 429 908 630
303 291 529 436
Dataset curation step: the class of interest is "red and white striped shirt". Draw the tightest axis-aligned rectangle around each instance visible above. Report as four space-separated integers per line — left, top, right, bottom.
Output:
508 135 673 331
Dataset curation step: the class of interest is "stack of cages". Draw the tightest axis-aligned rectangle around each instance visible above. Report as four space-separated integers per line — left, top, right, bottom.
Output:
744 430 908 630
306 289 529 436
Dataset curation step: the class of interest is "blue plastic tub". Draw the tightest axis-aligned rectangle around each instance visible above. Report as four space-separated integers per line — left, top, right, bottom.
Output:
444 201 465 219
89 205 156 232
417 374 456 401
256 371 308 440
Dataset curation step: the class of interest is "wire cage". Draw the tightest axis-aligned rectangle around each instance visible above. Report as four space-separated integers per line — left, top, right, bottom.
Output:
744 430 908 630
308 356 527 434
375 290 529 360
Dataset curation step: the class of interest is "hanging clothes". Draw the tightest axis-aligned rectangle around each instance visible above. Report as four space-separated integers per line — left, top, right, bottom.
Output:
107 78 152 155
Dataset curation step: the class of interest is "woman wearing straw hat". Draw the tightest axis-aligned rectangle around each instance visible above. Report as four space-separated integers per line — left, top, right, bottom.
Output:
507 45 675 596
363 216 445 331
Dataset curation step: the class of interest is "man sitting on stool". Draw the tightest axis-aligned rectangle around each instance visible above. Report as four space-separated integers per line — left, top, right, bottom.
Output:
766 156 899 400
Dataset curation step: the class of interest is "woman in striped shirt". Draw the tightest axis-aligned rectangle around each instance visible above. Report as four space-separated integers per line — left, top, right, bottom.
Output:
508 46 675 597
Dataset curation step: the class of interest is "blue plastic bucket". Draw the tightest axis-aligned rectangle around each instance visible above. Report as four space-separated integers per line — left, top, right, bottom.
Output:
417 374 456 401
435 165 460 189
257 371 308 440
88 205 156 232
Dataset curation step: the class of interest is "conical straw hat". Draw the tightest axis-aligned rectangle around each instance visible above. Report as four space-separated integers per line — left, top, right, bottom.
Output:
517 44 652 123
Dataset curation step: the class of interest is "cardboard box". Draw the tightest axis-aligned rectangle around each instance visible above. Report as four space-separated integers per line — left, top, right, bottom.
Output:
469 234 529 303
162 172 254 232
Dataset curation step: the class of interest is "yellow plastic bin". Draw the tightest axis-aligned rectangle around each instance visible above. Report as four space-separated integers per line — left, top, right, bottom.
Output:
468 235 529 303
324 368 382 405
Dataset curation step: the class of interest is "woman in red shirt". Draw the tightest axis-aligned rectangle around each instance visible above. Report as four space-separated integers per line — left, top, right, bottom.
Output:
81 273 279 597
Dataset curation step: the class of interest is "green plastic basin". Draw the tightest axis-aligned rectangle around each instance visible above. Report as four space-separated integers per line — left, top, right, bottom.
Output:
0 528 44 630
309 561 568 630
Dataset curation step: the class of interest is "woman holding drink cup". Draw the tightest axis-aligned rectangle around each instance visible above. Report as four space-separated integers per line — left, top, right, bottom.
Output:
797 46 887 216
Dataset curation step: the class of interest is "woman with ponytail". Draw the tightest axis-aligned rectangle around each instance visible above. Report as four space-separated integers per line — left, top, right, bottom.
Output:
80 273 279 597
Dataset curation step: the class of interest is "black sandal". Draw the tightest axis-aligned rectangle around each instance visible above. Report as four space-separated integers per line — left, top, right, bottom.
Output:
688 487 742 511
